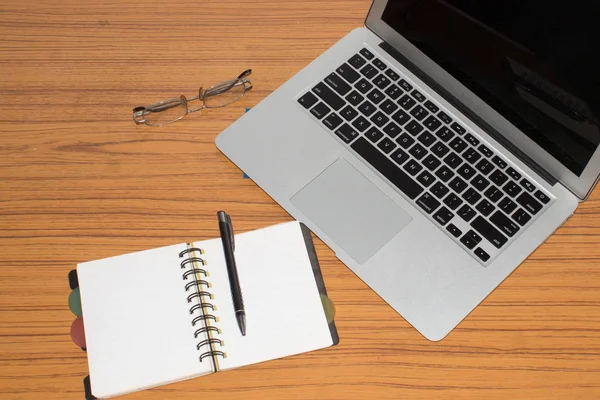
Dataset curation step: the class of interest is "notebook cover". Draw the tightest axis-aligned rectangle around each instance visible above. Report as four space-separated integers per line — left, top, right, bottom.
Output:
299 223 339 345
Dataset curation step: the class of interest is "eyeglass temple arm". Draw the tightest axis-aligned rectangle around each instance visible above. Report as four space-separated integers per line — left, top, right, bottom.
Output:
237 69 252 79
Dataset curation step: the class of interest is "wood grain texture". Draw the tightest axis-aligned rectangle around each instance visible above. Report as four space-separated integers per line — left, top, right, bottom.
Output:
1 0 599 399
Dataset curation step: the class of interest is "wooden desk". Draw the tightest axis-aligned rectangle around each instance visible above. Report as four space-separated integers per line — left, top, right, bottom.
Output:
1 0 599 398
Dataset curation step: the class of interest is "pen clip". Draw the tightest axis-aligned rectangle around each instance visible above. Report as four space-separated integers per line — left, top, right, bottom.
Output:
226 213 235 251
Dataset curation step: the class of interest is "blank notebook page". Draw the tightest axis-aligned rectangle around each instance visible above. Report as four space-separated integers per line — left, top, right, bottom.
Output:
198 221 334 370
78 243 213 399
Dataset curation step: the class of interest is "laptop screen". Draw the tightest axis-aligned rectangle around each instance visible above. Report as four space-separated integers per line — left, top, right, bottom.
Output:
381 0 600 176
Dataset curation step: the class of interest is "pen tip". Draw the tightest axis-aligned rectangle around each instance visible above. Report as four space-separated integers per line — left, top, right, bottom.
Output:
237 313 246 336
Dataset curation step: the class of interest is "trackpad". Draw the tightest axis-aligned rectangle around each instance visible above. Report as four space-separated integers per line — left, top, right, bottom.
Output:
291 158 412 264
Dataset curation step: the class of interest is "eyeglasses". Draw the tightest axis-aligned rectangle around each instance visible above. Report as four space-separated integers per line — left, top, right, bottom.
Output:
133 69 253 126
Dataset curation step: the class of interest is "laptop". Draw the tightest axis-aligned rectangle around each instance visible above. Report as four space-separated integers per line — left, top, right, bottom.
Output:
216 0 599 340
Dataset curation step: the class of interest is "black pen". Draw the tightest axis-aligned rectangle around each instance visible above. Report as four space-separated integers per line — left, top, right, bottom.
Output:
217 211 246 336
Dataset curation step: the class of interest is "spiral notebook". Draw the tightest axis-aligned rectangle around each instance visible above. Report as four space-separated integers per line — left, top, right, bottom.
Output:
77 221 338 399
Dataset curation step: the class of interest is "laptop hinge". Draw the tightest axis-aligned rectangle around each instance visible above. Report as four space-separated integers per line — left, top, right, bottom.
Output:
379 41 558 187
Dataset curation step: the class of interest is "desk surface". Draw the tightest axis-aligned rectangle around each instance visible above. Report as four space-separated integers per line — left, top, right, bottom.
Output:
1 0 600 399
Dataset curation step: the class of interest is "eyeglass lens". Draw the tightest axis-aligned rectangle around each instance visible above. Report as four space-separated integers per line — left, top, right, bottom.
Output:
203 79 247 109
143 97 188 126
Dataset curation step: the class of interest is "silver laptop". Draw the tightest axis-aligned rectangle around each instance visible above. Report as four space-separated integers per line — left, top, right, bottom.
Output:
216 0 599 340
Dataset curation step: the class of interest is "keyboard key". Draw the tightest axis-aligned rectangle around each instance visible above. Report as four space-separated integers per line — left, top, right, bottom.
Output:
503 181 522 197
478 144 493 158
398 94 416 110
449 176 468 193
310 102 331 119
484 186 503 203
423 115 442 132
449 137 468 153
377 137 396 154
403 159 423 176
410 105 428 121
432 142 450 158
372 58 387 70
348 54 367 69
516 192 543 215
534 190 551 204
423 154 441 171
431 182 449 199
475 159 494 175
433 206 454 225
409 143 427 160
506 167 521 181
450 122 466 135
313 82 345 110
365 127 383 143
383 122 401 138
460 230 481 250
390 148 409 165
464 133 480 147
434 165 455 182
298 92 318 109
512 208 532 226
471 216 508 248
463 148 482 164
351 116 370 132
444 193 463 210
334 123 358 143
444 152 463 169
370 111 389 127
345 90 364 106
325 72 352 95
476 199 495 216
498 197 517 214
462 188 482 205
399 79 413 92
355 78 373 94
385 69 400 81
322 113 343 130
447 223 462 238
417 192 440 214
350 137 424 199
424 100 439 113
340 105 359 121
367 88 385 104
471 174 490 191
520 178 535 192
417 131 436 147
490 211 520 237
359 48 374 60
417 170 436 187
438 111 452 124
335 64 360 84
435 126 455 142
411 90 426 102
457 164 477 180
489 169 508 186
458 204 476 222
405 120 424 136
396 133 415 149
384 84 403 100
360 64 378 79
392 109 411 125
491 155 507 169
380 99 399 115
474 247 490 262
358 100 377 117
373 74 391 89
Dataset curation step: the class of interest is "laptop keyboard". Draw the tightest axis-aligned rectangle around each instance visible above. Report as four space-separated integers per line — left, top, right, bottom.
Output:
297 46 554 265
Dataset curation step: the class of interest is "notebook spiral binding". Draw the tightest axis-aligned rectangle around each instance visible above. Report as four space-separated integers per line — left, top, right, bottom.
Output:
179 246 226 369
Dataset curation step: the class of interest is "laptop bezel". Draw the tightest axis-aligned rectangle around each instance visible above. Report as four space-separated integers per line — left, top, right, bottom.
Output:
364 0 600 201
